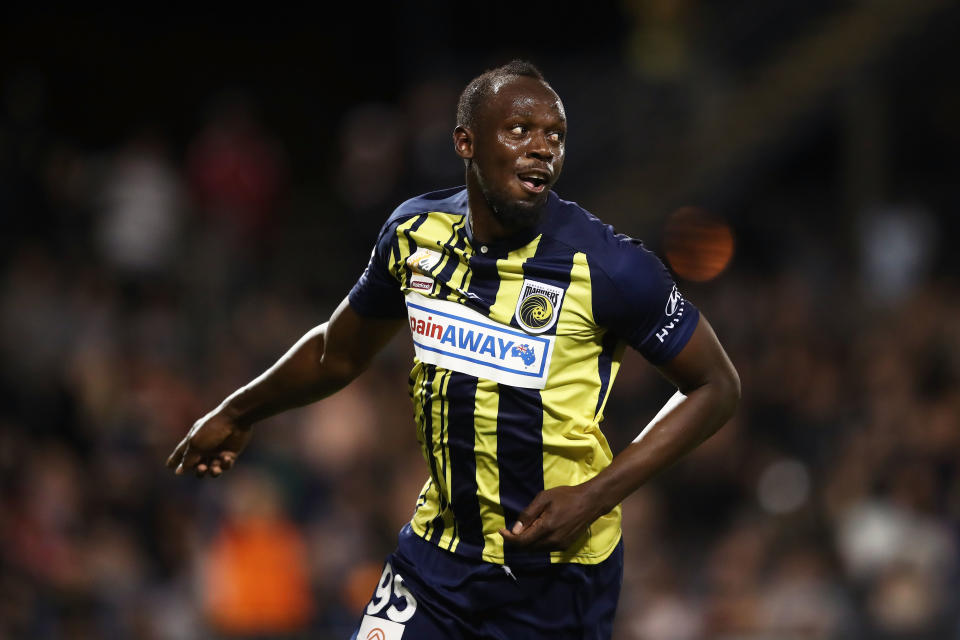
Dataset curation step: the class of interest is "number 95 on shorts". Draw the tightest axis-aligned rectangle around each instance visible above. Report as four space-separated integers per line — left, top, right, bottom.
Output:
352 561 419 640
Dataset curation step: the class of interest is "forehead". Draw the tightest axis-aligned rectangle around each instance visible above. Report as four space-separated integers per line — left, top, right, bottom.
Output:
481 75 566 125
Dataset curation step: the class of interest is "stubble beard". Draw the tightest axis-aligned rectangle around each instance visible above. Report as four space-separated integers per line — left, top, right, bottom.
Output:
476 172 548 232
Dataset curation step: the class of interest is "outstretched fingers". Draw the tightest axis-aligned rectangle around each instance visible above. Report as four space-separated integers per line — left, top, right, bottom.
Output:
206 456 230 478
167 415 247 478
183 449 238 478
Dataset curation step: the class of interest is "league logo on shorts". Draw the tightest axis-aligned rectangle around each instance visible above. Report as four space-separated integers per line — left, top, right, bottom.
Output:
514 279 564 334
357 615 406 640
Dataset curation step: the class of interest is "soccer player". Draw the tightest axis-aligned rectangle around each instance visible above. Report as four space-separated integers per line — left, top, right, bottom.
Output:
167 60 740 639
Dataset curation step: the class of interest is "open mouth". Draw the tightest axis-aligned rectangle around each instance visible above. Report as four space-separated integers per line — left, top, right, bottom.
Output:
517 172 549 194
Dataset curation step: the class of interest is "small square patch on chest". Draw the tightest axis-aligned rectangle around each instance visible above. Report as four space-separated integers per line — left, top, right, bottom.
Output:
514 279 565 334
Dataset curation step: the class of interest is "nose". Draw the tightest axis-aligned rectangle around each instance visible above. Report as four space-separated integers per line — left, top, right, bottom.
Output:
527 131 553 161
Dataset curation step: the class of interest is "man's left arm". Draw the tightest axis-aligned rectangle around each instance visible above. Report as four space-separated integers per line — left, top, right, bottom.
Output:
500 313 740 550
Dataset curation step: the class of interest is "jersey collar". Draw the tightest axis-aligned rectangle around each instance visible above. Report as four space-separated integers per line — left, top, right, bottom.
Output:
465 191 558 256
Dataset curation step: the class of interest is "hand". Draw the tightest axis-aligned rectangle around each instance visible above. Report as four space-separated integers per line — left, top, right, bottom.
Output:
499 483 604 551
165 409 253 478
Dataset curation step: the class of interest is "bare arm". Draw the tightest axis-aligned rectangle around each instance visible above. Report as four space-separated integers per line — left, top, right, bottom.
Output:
166 298 405 477
501 314 740 549
582 314 740 513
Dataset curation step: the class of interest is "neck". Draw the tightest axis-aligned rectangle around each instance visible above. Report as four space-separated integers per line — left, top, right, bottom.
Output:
467 198 509 245
464 172 503 243
465 171 544 244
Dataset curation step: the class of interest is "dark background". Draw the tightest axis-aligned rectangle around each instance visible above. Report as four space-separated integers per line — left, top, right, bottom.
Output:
1 3 958 639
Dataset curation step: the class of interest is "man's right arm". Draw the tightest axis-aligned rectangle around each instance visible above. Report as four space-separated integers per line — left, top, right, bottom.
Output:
166 297 405 477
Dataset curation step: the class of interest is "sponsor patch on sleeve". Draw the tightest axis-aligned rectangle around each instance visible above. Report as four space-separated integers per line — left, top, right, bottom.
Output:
656 284 688 342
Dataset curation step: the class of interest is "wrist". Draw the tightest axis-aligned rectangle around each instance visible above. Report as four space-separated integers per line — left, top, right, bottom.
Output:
219 389 255 428
582 474 620 520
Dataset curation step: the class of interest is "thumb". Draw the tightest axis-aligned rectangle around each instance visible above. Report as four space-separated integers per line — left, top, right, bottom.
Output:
175 445 203 475
511 492 550 534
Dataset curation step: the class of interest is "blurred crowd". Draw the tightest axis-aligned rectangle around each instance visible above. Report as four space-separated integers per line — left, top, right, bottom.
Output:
2 4 960 639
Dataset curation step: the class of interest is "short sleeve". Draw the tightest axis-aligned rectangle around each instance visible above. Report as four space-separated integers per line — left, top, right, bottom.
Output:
347 218 407 319
591 237 700 364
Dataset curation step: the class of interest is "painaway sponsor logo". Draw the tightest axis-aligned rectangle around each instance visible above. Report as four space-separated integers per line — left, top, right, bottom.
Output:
405 292 554 389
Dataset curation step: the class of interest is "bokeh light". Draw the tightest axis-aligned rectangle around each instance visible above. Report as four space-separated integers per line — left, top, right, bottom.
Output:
757 459 811 515
662 206 735 282
2 4 959 638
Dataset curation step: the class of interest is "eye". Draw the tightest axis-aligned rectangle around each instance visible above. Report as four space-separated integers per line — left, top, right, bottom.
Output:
509 125 526 136
547 131 564 143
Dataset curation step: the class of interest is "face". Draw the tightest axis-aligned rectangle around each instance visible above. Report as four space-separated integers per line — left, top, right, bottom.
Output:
458 76 566 231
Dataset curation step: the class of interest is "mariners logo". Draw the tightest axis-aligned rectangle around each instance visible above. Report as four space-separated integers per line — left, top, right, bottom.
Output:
514 279 564 334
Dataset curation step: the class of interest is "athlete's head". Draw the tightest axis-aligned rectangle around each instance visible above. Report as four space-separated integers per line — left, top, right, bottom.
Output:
454 60 566 232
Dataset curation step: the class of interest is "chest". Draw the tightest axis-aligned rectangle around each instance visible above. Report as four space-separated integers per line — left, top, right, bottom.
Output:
395 230 596 389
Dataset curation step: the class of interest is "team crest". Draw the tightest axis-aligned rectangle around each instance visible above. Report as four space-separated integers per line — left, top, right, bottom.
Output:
514 279 564 334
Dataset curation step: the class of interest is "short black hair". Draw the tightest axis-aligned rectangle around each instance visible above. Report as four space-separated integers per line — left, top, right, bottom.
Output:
456 60 548 130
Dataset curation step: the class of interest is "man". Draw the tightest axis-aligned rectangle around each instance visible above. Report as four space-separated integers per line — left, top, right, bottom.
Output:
167 60 740 639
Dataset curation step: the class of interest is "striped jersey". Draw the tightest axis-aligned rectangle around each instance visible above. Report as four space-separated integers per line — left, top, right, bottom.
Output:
348 187 699 566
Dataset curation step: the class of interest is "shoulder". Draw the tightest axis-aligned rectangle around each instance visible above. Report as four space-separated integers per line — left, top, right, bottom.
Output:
387 186 468 225
369 186 468 250
543 194 668 292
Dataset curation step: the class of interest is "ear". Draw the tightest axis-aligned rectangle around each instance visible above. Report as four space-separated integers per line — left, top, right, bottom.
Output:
453 125 474 160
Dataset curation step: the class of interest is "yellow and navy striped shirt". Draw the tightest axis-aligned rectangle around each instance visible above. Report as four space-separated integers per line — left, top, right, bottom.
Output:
349 187 699 566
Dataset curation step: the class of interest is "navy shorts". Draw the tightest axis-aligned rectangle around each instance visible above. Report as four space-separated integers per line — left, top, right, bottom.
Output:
351 525 623 640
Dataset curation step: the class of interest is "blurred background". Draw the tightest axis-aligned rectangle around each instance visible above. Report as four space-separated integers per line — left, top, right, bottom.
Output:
1 2 958 638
